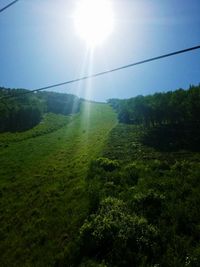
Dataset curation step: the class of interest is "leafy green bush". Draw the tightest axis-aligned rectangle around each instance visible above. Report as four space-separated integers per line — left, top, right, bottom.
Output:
95 157 120 172
80 197 158 266
132 190 165 223
187 246 200 267
150 160 170 171
122 162 141 185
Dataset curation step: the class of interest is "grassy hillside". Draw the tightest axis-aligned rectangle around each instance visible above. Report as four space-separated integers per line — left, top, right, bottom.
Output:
0 101 117 266
79 123 200 266
1 88 200 266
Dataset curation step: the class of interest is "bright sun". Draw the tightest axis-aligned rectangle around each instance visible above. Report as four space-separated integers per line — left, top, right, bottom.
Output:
74 0 114 47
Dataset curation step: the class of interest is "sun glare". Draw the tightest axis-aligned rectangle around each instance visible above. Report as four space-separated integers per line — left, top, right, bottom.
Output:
74 0 114 47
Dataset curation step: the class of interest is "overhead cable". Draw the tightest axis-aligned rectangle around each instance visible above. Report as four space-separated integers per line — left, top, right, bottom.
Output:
0 0 19 13
1 45 200 100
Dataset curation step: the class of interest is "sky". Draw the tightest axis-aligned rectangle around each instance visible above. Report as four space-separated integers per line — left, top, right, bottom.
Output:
0 0 200 102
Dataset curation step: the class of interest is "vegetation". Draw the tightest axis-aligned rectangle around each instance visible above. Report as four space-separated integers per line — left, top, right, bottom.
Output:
1 85 200 266
77 124 200 266
0 88 81 132
0 100 117 266
108 85 200 127
0 113 70 146
38 91 80 115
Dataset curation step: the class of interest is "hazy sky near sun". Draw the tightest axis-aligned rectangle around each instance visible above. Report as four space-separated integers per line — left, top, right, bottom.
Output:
0 0 200 101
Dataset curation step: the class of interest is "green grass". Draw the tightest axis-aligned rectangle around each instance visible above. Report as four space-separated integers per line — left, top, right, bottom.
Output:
0 113 70 145
0 102 117 266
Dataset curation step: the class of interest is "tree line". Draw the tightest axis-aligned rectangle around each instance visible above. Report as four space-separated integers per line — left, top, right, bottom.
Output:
108 85 200 127
0 88 81 132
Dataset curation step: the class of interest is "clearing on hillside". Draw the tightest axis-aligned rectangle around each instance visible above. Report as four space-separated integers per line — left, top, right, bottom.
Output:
0 101 117 266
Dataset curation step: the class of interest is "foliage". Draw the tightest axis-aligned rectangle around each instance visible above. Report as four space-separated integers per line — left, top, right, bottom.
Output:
0 88 43 132
93 157 119 172
108 85 200 127
0 102 117 266
80 197 158 266
37 91 81 115
0 87 81 133
80 118 200 266
79 259 108 267
141 123 200 151
1 85 200 266
0 113 69 146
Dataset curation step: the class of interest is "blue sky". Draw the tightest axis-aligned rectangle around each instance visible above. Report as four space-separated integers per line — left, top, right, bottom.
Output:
0 0 200 101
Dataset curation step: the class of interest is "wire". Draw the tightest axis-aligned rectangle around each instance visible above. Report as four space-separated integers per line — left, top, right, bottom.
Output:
1 45 200 100
0 0 19 13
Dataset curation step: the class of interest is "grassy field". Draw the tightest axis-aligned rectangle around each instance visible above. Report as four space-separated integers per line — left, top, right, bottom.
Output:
78 123 200 266
0 101 117 266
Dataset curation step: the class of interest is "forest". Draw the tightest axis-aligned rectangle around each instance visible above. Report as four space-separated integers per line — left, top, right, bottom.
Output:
108 85 200 127
0 88 81 132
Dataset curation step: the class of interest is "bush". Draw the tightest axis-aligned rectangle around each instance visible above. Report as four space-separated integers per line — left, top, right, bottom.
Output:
122 162 140 185
132 190 165 223
95 157 120 172
79 197 158 266
188 246 200 267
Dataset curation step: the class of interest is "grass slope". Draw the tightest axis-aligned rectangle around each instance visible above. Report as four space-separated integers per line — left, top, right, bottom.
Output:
80 123 200 266
0 102 117 266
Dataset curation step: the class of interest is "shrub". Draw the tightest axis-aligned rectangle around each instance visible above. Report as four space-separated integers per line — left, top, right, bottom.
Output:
123 162 141 185
79 197 158 266
95 157 120 172
132 190 165 223
187 246 200 267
